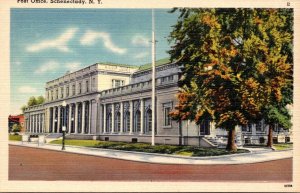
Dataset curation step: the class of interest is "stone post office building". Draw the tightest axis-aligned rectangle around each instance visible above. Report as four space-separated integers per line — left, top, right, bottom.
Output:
24 59 292 147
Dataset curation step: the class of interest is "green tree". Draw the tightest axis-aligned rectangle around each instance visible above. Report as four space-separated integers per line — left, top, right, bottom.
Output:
21 95 46 113
27 96 37 107
12 123 22 133
21 105 27 113
252 9 293 147
36 95 45 104
168 8 293 152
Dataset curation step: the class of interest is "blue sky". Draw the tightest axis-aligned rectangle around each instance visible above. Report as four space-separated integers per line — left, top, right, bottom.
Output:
10 8 179 115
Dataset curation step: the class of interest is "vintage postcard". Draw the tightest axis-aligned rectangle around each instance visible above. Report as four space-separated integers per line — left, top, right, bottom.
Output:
0 0 299 192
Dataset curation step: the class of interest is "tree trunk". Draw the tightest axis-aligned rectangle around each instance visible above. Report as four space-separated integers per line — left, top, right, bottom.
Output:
226 128 237 152
267 124 273 148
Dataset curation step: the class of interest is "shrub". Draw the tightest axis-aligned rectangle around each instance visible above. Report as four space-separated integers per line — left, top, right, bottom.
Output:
12 124 22 133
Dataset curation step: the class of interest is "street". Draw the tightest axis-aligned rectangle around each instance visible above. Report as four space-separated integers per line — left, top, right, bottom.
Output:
9 145 292 181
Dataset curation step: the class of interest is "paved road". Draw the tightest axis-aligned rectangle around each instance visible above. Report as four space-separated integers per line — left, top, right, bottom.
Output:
9 145 292 181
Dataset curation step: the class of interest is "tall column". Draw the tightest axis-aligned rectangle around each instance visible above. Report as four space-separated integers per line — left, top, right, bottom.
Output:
30 115 32 133
103 104 106 133
32 115 35 133
38 114 41 133
45 108 49 133
57 106 61 133
96 99 100 134
52 107 55 133
120 102 124 133
82 101 86 134
140 99 144 134
42 113 45 133
88 101 92 134
75 103 78 134
111 103 115 133
37 114 40 133
34 114 37 133
30 115 34 133
129 101 133 134
68 104 72 134
26 117 29 133
33 115 35 133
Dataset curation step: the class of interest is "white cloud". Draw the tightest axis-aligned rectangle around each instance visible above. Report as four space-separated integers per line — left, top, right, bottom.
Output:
80 30 126 54
18 86 38 94
134 52 149 59
26 28 78 53
15 61 22 66
65 62 81 72
131 35 150 47
34 61 60 74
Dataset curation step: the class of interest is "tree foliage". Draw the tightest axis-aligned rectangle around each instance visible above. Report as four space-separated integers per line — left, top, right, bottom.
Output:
168 8 293 151
21 95 45 113
12 123 22 133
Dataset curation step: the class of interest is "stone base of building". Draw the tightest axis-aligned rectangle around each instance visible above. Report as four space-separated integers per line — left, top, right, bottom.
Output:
98 134 181 145
66 134 96 140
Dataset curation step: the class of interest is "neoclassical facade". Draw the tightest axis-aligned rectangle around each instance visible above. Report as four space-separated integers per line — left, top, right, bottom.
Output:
24 60 292 146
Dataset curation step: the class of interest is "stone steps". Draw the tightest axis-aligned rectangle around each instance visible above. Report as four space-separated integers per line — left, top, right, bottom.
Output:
204 137 218 146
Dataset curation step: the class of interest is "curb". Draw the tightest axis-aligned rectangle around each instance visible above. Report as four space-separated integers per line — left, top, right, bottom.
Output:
45 142 257 160
9 141 293 165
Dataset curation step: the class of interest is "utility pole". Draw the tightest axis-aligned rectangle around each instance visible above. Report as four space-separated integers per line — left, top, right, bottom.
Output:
151 9 156 146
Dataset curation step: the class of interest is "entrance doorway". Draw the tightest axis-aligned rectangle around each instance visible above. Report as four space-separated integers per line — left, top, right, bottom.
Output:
200 120 210 136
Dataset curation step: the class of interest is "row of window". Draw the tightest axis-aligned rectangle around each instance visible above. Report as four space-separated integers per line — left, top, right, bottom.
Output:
241 120 268 132
161 75 174 83
48 78 96 101
104 102 172 133
112 79 125 88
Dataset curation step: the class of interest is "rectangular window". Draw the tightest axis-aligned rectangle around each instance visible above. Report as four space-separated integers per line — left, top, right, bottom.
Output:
242 123 252 132
92 77 96 90
169 75 174 81
72 84 75 95
161 77 167 83
51 90 53 100
115 80 121 87
256 120 265 132
79 82 82 94
112 79 124 88
56 89 58 99
86 80 89 92
163 102 173 127
66 86 69 97
164 107 171 126
61 87 64 98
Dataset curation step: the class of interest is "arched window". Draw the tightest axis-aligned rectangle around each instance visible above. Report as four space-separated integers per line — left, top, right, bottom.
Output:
115 112 121 132
124 111 130 133
200 119 210 135
145 109 152 133
134 110 141 133
84 102 89 134
107 112 112 132
65 105 69 133
49 108 53 133
77 103 82 133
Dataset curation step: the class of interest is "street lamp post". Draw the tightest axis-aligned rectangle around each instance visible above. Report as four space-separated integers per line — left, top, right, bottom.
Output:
62 101 67 150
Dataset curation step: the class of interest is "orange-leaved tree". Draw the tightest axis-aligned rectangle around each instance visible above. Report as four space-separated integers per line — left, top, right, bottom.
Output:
168 8 293 151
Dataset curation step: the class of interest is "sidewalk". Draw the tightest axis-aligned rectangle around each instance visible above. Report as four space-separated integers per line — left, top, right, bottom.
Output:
9 141 293 165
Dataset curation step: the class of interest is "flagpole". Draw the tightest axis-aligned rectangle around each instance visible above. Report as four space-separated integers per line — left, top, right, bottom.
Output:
151 9 156 146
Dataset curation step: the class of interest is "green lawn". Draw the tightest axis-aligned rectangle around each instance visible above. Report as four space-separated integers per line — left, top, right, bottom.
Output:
273 143 293 151
50 139 100 147
9 134 22 141
50 139 249 157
